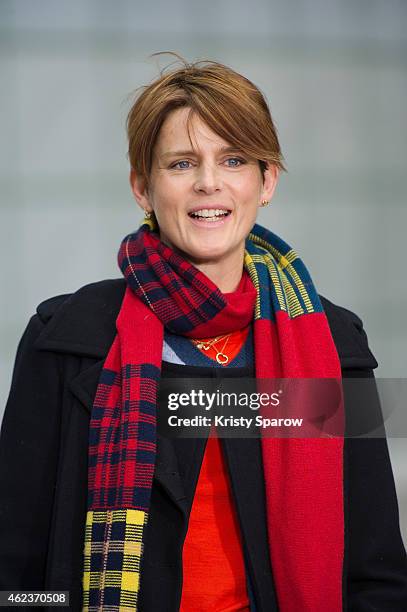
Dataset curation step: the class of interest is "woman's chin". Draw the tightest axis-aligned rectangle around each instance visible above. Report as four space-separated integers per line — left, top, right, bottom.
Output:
182 243 234 265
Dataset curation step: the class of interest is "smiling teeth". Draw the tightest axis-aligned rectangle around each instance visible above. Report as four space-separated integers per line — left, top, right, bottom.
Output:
190 209 229 219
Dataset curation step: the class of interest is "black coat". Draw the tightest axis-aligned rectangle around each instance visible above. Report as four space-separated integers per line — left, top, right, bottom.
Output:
0 279 406 611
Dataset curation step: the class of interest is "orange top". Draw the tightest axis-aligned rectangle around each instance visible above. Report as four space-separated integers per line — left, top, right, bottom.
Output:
179 328 251 612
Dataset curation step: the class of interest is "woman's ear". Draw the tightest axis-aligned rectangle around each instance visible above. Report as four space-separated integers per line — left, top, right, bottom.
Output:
129 169 153 214
262 163 280 203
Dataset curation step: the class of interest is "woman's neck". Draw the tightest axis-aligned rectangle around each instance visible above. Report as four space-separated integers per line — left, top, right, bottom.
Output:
192 254 244 293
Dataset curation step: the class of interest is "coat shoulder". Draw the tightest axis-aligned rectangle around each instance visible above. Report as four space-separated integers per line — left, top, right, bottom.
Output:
36 278 126 323
319 294 378 369
34 279 126 358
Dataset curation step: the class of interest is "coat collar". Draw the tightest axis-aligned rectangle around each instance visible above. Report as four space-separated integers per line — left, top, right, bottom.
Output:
35 279 126 359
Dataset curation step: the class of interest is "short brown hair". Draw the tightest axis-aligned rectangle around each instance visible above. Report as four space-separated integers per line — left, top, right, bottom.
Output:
126 53 286 187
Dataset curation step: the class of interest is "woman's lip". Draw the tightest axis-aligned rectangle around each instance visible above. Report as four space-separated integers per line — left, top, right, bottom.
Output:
188 212 232 228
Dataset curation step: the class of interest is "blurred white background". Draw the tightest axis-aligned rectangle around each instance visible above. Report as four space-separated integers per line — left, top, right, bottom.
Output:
1 0 406 543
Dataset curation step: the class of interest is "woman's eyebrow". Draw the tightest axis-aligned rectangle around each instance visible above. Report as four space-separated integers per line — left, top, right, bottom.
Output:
160 145 244 159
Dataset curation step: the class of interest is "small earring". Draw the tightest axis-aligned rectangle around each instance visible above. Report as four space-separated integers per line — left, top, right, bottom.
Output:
144 210 152 219
260 199 270 207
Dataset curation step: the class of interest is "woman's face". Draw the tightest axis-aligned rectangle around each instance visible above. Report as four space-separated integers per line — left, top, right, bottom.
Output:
130 107 278 266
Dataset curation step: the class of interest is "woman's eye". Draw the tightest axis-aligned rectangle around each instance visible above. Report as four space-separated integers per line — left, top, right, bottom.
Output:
171 160 192 169
226 157 245 167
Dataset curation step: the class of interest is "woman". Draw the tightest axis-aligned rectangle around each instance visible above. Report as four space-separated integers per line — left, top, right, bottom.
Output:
0 58 406 612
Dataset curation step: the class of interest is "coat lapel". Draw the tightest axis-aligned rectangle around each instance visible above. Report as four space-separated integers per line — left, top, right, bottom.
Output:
68 357 190 513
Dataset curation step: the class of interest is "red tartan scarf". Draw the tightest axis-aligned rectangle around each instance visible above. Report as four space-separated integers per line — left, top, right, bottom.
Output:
82 219 345 612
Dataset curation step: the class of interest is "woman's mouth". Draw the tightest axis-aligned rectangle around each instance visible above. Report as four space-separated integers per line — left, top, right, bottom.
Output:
188 208 232 224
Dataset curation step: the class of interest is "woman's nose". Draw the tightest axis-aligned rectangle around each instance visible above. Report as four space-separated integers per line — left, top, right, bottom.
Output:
193 163 222 194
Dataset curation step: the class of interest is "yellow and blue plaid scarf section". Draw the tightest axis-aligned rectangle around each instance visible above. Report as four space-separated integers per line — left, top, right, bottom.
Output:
83 508 147 611
244 223 322 320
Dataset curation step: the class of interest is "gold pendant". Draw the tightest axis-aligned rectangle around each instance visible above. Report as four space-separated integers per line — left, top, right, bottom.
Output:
216 352 229 365
196 344 210 350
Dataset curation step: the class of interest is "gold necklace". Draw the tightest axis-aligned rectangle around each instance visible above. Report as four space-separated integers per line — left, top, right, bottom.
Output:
193 333 232 364
194 333 230 350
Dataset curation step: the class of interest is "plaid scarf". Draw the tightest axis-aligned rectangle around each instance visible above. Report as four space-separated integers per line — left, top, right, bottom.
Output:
82 219 344 611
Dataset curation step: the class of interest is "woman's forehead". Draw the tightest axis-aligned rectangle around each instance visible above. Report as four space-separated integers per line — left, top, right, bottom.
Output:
155 108 234 157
